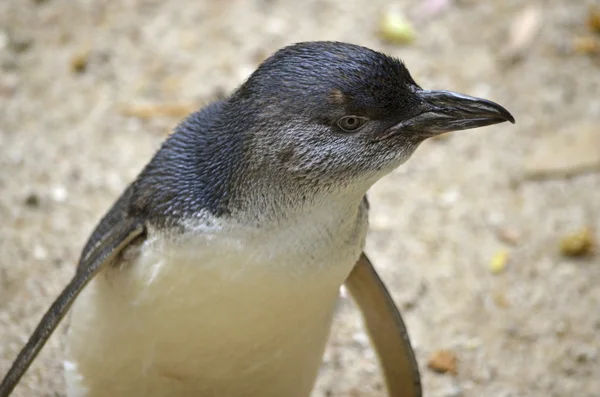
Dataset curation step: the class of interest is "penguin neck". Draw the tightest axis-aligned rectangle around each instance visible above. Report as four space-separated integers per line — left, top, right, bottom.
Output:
230 181 369 228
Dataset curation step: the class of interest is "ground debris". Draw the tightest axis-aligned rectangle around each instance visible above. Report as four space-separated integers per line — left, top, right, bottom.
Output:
571 6 600 56
120 102 199 119
495 228 521 246
572 36 600 55
500 5 542 64
489 250 509 274
70 50 89 74
524 122 600 180
587 6 600 34
560 228 595 257
24 192 40 208
427 349 458 375
377 9 416 45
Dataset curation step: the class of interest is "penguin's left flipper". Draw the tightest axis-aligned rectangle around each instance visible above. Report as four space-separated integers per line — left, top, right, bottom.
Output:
345 253 422 397
0 218 146 397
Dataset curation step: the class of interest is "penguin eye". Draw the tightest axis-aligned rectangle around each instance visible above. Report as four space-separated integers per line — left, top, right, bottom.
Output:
337 116 368 132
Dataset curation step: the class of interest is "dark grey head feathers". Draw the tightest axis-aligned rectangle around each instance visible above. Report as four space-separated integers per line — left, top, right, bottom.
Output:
234 42 421 121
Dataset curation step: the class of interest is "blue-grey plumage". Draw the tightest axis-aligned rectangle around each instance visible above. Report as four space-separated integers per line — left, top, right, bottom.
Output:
0 41 514 397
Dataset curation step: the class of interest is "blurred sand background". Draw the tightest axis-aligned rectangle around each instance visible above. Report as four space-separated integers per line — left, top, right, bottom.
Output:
1 0 599 396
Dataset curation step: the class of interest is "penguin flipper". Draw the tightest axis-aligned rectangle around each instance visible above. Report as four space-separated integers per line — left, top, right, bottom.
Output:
0 218 146 397
345 253 422 397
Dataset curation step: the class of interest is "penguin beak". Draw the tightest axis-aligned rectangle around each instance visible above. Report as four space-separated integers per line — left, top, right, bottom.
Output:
375 89 515 141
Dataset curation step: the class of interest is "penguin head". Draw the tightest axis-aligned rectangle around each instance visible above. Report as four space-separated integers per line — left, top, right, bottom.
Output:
230 41 513 192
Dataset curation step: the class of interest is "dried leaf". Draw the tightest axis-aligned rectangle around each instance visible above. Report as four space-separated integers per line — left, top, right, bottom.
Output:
524 122 600 180
573 36 600 55
120 102 199 119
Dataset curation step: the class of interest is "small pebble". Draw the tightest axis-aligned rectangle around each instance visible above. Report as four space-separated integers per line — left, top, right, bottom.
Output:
486 211 505 226
560 228 594 257
33 244 48 260
495 228 520 246
24 192 40 207
489 250 509 274
440 188 460 205
427 349 458 375
50 185 68 203
70 51 89 74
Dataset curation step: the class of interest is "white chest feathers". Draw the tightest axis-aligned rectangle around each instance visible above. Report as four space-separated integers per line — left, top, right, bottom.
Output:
65 202 369 397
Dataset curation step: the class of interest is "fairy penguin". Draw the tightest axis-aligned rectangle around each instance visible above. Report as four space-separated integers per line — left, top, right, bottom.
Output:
0 41 514 397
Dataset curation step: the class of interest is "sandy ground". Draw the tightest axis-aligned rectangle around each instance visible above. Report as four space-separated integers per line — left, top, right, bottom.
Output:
1 0 599 396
